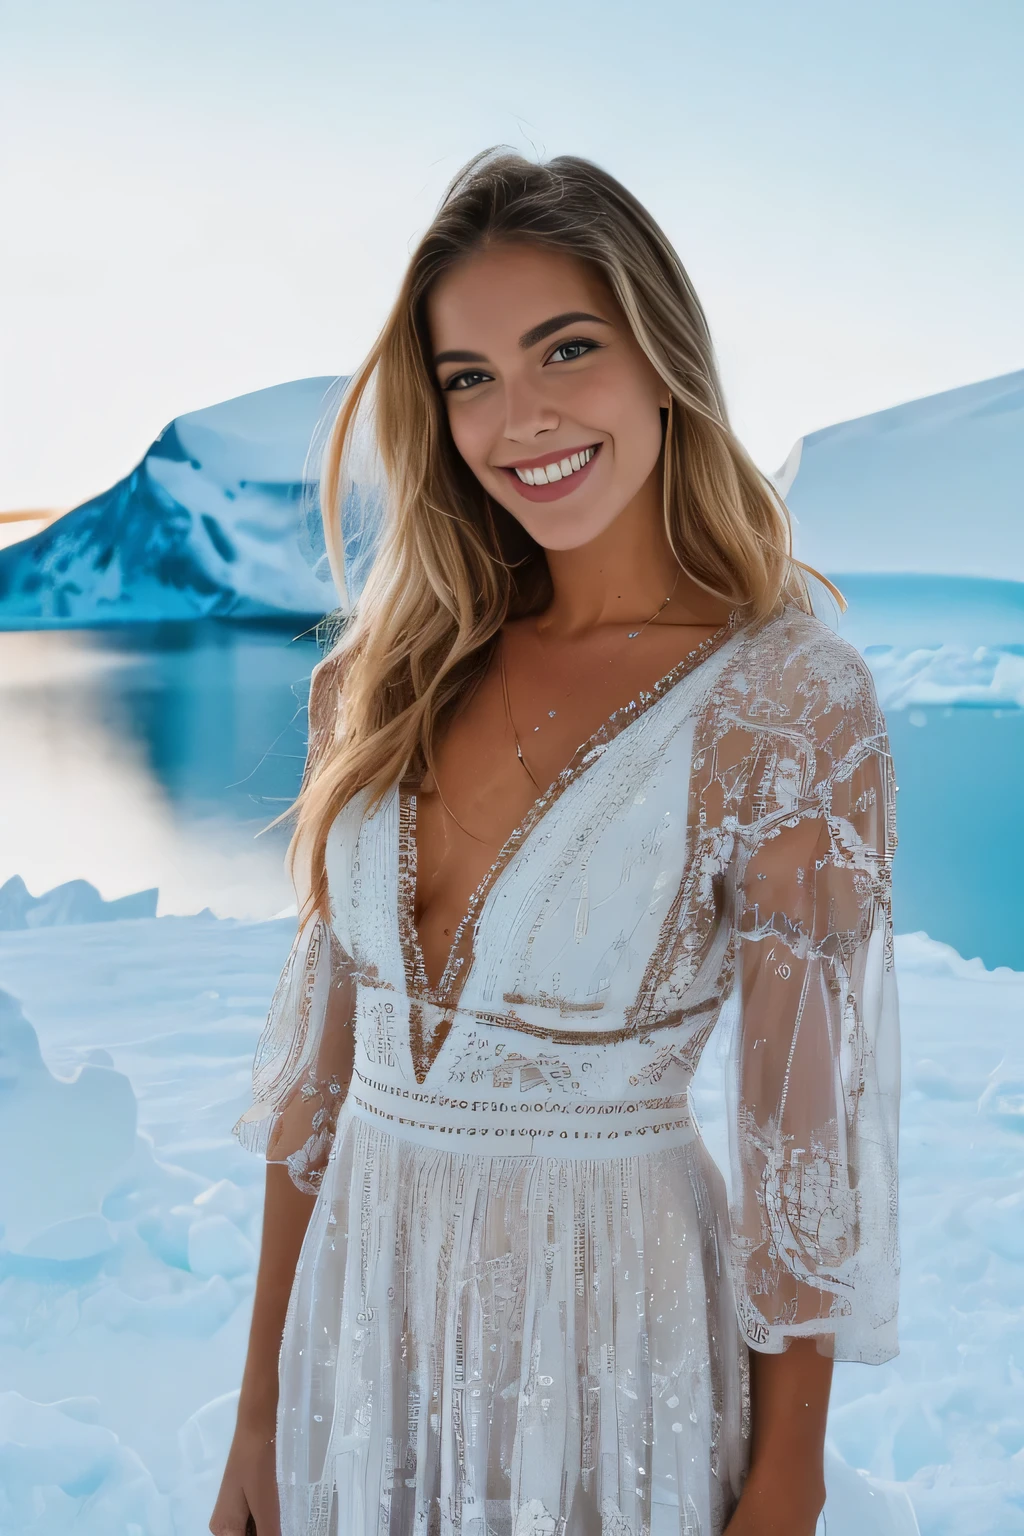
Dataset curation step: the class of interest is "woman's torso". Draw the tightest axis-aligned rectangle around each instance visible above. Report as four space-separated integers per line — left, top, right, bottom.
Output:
323 608 746 1144
410 611 734 997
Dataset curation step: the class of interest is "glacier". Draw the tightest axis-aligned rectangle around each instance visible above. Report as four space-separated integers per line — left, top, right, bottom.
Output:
0 377 346 627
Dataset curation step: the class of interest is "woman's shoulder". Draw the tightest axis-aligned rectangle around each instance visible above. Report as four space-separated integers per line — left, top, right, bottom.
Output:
725 602 884 735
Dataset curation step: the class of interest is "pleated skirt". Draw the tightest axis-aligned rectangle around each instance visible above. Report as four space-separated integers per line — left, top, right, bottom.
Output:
276 1102 751 1536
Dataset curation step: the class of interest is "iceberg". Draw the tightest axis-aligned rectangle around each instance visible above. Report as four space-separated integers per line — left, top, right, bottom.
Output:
0 874 159 929
778 366 1024 648
0 377 346 628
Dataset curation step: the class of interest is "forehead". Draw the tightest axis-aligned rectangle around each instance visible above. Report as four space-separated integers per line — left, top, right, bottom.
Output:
426 242 614 345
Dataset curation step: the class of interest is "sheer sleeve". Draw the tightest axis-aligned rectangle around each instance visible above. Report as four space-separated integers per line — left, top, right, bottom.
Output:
232 652 356 1195
717 622 901 1363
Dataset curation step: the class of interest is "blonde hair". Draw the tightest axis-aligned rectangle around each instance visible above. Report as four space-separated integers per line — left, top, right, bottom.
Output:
284 146 843 923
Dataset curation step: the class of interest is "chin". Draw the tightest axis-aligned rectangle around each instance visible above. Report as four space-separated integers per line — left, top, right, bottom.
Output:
494 495 623 553
518 512 624 553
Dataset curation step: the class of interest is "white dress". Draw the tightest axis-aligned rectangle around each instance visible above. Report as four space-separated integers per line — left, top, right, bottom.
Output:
234 604 901 1536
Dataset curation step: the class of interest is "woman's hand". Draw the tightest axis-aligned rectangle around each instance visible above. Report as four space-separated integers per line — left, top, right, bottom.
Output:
208 1415 280 1536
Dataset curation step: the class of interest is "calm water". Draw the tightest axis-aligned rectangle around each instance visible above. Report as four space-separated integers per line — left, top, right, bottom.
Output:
0 623 1019 967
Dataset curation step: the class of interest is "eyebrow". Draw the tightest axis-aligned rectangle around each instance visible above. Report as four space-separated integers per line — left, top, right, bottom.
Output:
432 311 611 368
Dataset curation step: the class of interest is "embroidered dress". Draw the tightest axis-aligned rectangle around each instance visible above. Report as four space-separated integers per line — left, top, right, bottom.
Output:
234 604 901 1536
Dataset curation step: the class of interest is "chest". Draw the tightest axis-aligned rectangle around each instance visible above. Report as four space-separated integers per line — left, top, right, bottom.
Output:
411 624 725 994
331 689 706 1028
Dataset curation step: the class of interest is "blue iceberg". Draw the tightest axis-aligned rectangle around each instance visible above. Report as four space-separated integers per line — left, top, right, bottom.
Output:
0 377 347 628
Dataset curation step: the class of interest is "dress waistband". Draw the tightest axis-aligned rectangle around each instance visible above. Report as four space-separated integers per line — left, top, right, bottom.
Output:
346 1068 698 1159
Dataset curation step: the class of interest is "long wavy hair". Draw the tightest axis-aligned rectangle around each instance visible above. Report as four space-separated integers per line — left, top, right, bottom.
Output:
283 146 843 923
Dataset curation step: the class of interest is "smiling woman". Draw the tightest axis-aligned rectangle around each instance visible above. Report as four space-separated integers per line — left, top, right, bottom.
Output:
214 147 901 1536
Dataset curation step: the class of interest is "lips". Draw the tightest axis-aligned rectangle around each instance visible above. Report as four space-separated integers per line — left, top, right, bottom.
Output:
498 442 603 504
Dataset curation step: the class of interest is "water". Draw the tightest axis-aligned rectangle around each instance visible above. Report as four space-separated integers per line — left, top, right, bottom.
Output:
0 624 1019 967
0 621 321 920
886 703 1022 969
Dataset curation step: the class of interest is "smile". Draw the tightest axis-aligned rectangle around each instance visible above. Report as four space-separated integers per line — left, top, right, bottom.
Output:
511 445 598 486
498 443 603 504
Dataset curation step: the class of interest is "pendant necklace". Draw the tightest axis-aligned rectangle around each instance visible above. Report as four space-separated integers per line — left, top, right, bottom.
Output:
499 568 683 793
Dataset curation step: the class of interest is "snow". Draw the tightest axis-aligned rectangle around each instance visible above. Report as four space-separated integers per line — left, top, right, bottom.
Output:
0 909 1020 1534
779 367 1024 583
0 378 347 628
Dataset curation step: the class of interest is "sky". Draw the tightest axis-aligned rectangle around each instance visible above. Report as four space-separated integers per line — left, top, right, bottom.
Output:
1 0 1021 513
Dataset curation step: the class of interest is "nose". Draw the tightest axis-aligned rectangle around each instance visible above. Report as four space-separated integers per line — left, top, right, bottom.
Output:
501 370 560 446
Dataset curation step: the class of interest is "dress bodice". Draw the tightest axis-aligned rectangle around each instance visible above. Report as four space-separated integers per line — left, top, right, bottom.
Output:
327 612 740 1126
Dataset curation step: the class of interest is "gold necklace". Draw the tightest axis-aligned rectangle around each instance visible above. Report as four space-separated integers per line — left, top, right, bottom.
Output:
499 571 683 793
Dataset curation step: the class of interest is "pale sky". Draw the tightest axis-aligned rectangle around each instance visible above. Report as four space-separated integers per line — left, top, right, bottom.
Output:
1 0 1021 513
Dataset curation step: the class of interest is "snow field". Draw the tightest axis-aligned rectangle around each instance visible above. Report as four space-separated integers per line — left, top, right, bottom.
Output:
0 914 1020 1535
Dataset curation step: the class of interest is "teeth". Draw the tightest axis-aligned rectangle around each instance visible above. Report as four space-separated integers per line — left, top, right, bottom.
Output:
515 446 595 486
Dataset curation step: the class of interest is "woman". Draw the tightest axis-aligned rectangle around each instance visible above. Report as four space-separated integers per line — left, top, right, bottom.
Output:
212 148 901 1536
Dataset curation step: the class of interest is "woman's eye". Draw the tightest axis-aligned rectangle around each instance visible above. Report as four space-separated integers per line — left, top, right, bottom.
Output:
548 338 599 364
442 338 599 392
444 370 490 392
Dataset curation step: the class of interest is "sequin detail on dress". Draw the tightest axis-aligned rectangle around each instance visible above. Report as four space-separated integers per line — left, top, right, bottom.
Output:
233 605 901 1535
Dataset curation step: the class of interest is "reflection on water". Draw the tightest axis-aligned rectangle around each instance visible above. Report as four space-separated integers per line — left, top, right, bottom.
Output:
0 624 1019 966
0 622 320 919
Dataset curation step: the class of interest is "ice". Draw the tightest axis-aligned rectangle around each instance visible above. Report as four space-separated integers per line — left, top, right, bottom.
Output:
0 1390 172 1535
0 989 136 1252
778 367 1023 583
186 1216 256 1282
0 377 348 627
0 874 158 929
0 912 1018 1532
776 371 1024 723
859 643 1024 711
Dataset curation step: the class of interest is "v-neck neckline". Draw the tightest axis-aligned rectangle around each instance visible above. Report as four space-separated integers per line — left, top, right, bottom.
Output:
396 608 743 1058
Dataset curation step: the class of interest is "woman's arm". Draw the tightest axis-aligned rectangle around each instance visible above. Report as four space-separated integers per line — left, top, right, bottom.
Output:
212 947 357 1536
237 1164 319 1429
697 624 901 1531
724 1339 831 1535
208 1167 318 1536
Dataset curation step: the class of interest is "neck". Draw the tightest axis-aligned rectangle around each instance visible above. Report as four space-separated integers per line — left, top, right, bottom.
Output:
538 468 729 638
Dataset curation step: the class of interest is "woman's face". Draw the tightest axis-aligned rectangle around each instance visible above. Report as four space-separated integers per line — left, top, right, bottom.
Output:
426 242 669 551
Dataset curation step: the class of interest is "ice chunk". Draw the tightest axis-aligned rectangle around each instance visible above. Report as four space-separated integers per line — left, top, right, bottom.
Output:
0 990 137 1251
0 1391 172 1534
187 1213 256 1279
